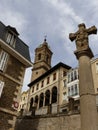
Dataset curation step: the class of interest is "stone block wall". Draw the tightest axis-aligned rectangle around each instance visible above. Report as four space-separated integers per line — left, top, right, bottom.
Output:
0 54 26 130
15 113 81 130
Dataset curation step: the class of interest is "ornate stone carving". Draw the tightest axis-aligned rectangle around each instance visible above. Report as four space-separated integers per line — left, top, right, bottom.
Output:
69 23 97 51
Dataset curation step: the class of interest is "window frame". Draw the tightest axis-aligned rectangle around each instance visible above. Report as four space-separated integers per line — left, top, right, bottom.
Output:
6 31 16 47
47 77 50 84
0 81 4 97
0 50 9 72
53 72 56 81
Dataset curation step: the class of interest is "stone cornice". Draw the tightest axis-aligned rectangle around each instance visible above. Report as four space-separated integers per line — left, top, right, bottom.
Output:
0 107 17 116
0 71 23 85
0 39 33 67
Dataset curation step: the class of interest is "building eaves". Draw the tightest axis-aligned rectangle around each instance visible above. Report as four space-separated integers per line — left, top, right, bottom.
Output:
0 21 31 62
28 62 71 87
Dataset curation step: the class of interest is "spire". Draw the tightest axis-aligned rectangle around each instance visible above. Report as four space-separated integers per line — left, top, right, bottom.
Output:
44 35 47 42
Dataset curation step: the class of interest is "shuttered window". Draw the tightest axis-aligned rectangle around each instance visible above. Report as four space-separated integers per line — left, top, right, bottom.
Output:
0 81 4 97
0 50 9 71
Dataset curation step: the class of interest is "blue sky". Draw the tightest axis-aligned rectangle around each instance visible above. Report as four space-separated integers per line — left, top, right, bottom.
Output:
0 0 98 91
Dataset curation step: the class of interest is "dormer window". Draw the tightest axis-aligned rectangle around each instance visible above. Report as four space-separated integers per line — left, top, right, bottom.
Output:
6 32 16 47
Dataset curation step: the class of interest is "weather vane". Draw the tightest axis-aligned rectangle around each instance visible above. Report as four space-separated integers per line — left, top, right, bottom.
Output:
44 35 47 41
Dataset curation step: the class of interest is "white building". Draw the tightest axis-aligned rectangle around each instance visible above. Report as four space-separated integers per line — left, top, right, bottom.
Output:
18 90 29 114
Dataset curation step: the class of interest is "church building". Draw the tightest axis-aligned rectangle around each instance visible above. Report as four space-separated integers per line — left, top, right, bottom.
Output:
28 39 71 114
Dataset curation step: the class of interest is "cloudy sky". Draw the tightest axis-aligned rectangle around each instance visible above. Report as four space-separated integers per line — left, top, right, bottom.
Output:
0 0 98 91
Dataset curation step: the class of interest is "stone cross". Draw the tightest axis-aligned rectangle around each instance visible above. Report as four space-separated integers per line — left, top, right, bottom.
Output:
69 23 98 130
69 23 97 50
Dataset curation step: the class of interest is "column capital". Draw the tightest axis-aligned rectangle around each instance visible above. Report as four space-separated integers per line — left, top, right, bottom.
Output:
74 47 94 59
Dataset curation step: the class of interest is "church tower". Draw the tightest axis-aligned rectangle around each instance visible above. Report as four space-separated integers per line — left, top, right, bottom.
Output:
31 38 53 81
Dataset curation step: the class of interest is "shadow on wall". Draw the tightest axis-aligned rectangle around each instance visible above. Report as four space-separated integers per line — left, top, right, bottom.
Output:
14 116 39 130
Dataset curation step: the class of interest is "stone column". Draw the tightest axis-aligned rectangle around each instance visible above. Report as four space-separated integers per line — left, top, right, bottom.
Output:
50 91 52 104
75 48 98 130
69 23 98 130
43 93 45 107
37 96 40 109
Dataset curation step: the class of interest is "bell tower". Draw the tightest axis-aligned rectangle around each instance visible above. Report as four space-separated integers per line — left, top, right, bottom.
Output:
31 38 53 81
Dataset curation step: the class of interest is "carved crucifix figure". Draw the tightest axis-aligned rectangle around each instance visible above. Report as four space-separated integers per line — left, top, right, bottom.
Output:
69 23 97 50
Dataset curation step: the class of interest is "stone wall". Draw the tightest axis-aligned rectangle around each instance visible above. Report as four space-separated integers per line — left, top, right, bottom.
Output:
0 53 26 130
15 113 81 130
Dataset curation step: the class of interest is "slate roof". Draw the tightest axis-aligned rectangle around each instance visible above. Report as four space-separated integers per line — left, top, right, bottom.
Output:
0 21 31 61
28 62 71 87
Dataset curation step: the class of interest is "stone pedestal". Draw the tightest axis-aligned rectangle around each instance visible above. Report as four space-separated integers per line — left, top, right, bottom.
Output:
75 48 98 130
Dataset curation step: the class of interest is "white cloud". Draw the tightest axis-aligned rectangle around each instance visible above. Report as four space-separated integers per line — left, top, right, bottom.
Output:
1 0 98 91
0 11 26 33
46 0 83 23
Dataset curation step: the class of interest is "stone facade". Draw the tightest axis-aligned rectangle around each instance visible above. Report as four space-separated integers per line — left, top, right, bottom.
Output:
28 63 71 115
0 22 32 130
91 57 98 94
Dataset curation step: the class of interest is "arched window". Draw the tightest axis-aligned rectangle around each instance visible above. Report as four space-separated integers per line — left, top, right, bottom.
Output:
45 90 50 106
35 95 38 104
46 54 49 64
38 53 41 60
51 87 57 103
29 98 34 111
39 93 44 108
34 95 38 109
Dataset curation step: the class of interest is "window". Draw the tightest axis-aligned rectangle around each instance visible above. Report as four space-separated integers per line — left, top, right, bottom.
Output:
6 32 16 47
36 84 39 90
46 55 49 63
96 63 98 73
38 53 41 60
74 70 77 80
53 73 56 81
63 79 67 87
32 86 34 93
75 84 78 95
0 50 9 72
68 73 70 83
68 87 70 96
71 72 73 81
0 81 4 97
71 86 74 96
63 71 66 77
47 77 50 84
41 80 44 88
